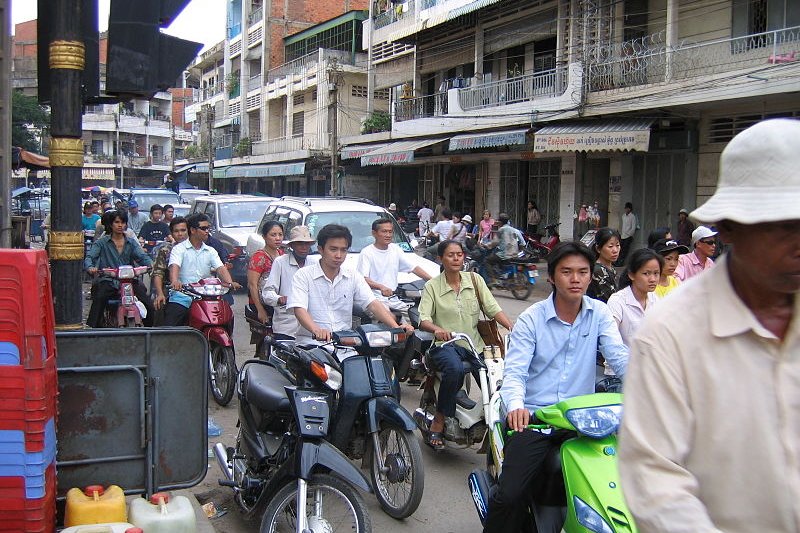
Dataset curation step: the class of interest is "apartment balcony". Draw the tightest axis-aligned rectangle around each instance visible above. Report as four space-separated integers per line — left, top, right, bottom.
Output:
252 135 323 156
391 63 581 136
84 153 118 165
265 49 366 98
394 66 568 121
586 25 800 109
247 6 263 26
248 74 262 92
192 85 224 103
374 0 415 30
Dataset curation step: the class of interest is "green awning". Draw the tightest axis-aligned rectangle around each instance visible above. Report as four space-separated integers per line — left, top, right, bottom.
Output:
212 167 228 179
223 162 306 178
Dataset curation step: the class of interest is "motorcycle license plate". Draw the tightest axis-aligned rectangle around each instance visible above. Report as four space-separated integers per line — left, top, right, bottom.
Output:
527 270 538 282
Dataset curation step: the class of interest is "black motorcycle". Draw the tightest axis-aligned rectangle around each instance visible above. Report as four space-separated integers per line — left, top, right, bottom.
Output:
214 352 372 532
270 325 425 519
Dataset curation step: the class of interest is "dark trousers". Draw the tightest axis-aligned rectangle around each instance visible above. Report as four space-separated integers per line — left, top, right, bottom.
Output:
484 428 573 533
87 280 154 328
163 302 190 326
618 236 634 266
428 344 473 418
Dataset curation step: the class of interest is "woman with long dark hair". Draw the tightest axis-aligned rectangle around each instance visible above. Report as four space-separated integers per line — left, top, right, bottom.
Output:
247 221 285 324
608 248 664 348
587 227 621 302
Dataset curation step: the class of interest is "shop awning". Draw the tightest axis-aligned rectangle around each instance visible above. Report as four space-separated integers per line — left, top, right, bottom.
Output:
533 119 654 153
449 128 529 151
222 162 306 179
361 138 446 166
212 167 228 180
174 162 210 174
340 143 389 160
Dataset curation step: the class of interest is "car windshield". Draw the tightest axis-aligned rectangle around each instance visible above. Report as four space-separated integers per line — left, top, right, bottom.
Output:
218 200 272 228
305 211 411 253
132 192 180 212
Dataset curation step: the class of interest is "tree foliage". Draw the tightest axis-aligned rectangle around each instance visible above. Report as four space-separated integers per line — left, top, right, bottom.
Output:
12 90 49 152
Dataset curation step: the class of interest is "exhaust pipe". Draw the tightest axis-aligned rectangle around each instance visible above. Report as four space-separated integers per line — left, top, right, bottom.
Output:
214 442 233 481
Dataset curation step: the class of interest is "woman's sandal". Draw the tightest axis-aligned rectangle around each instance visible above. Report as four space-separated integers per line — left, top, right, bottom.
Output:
426 431 445 451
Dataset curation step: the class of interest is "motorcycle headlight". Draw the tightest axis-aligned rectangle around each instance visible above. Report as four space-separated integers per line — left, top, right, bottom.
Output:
565 404 622 438
573 496 613 533
117 266 135 279
194 284 229 296
363 330 394 347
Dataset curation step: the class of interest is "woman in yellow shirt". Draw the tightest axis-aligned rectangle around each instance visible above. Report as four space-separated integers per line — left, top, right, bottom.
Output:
653 238 689 299
418 240 514 450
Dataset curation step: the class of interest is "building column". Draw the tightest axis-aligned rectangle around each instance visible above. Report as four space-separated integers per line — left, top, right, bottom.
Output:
474 23 484 78
556 0 566 65
285 86 294 139
486 160 501 217
559 154 577 240
607 155 623 231
665 0 678 81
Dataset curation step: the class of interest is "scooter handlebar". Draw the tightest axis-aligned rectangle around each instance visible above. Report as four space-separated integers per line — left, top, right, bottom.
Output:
440 332 479 354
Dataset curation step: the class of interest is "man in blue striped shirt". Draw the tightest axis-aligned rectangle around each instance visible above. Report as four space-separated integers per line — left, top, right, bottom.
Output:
484 241 628 533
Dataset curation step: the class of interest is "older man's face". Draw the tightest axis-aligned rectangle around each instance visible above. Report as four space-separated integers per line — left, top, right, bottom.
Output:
722 220 800 293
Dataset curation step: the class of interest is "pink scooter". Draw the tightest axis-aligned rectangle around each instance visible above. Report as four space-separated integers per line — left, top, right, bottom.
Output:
100 265 150 327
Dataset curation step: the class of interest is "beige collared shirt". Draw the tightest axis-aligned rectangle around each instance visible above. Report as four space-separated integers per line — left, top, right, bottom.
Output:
619 255 800 533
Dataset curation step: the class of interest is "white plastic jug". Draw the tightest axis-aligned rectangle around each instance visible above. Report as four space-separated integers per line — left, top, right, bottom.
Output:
60 524 136 533
129 492 196 533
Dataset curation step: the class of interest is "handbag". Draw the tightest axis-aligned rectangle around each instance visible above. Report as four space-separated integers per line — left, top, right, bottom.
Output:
470 273 504 356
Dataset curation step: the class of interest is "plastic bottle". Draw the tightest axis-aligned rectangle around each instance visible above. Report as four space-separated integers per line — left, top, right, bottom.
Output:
207 416 222 436
64 485 127 526
61 523 136 533
129 492 196 533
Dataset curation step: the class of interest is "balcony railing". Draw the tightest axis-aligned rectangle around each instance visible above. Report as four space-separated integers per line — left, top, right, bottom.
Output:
84 154 118 164
193 85 224 102
266 49 357 83
252 134 321 155
248 6 263 26
587 25 800 92
394 92 447 122
374 0 415 30
458 67 567 111
248 74 262 92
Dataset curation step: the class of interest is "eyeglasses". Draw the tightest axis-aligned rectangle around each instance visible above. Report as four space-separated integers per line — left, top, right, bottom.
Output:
699 239 716 246
196 225 211 231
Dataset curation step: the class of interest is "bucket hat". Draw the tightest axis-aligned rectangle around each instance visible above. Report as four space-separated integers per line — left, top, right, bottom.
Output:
691 118 800 224
691 226 718 246
284 225 315 244
653 238 689 256
462 214 473 223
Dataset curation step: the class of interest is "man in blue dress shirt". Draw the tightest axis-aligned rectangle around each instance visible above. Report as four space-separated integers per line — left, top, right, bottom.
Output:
483 241 629 532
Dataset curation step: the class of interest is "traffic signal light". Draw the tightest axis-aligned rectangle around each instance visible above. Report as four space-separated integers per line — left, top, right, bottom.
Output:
106 0 202 98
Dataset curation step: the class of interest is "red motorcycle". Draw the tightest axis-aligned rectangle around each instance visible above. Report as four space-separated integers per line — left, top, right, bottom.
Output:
525 222 561 261
100 265 150 327
181 278 237 406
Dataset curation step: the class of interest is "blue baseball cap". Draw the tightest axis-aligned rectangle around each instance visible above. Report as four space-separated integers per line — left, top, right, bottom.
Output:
127 200 138 208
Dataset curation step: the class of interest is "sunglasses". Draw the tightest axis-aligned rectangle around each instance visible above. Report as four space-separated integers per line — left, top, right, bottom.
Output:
196 225 212 231
699 239 716 245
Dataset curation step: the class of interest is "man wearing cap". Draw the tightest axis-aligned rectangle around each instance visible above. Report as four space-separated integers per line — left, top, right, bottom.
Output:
676 208 695 247
674 225 717 281
261 226 319 339
358 218 432 310
126 200 149 235
618 118 800 532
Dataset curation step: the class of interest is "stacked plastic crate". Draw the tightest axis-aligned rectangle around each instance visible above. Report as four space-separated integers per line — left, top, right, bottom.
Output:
0 250 58 532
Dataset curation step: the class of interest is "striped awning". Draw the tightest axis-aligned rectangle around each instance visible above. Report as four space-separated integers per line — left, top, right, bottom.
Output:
449 128 529 151
340 143 389 160
221 162 306 179
360 138 446 166
533 119 654 153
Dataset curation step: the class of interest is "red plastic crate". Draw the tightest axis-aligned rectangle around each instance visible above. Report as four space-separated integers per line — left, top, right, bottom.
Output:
0 358 58 452
0 462 55 532
0 250 57 369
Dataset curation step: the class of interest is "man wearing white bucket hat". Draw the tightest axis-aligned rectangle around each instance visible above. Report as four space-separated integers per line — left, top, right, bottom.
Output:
619 118 800 532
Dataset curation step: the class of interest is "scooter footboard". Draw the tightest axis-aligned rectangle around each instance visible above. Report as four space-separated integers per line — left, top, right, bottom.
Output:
560 436 636 531
366 396 416 434
206 326 233 347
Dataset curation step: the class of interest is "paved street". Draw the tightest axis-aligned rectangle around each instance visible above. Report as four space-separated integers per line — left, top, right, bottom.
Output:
194 279 552 532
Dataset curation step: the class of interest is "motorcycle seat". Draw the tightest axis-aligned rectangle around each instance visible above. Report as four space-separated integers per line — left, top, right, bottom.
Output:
242 363 292 413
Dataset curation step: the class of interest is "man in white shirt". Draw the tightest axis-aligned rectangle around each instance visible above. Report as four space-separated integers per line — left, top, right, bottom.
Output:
426 208 454 258
618 201 637 265
358 218 431 311
164 213 237 326
417 201 434 236
261 225 318 339
126 200 149 235
288 224 412 350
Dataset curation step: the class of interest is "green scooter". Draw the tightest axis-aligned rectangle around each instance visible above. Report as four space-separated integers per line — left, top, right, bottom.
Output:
468 393 638 533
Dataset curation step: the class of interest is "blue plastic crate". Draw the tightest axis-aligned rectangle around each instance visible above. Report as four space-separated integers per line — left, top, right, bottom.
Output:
0 342 20 366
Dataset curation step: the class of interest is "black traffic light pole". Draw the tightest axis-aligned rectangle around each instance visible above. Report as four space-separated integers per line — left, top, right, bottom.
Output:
47 0 85 329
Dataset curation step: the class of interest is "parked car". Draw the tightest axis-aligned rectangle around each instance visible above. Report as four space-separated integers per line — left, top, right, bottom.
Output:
171 203 192 218
189 195 276 284
246 197 439 282
128 188 180 212
179 188 211 205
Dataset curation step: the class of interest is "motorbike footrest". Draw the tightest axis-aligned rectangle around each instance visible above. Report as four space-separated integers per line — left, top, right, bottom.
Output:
455 390 477 410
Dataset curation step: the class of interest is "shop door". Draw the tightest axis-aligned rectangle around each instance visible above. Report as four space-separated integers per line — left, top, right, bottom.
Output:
580 158 610 227
528 159 561 226
499 162 523 226
631 153 689 246
444 165 476 218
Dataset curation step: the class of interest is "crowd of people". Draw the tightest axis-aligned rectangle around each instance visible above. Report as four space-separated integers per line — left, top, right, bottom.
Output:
78 118 800 533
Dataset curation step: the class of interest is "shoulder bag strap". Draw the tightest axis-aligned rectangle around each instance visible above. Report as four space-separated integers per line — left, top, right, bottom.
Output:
470 272 488 319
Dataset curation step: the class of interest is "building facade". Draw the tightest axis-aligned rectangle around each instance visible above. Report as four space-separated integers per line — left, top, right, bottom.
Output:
341 0 800 242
